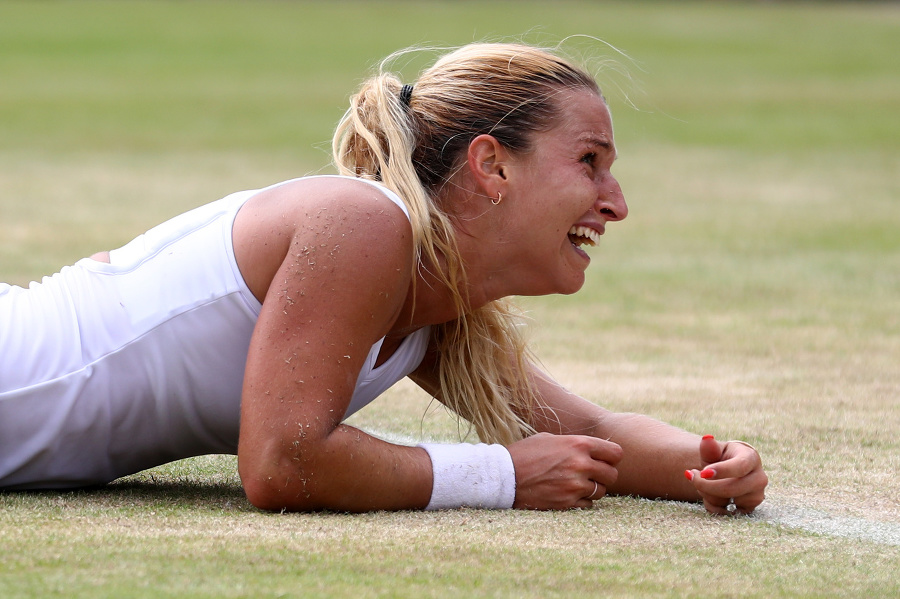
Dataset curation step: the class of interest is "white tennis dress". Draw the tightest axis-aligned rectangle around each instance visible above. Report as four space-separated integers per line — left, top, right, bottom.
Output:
0 176 429 490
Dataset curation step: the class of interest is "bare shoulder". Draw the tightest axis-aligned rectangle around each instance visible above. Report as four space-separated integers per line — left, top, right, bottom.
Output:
233 177 414 303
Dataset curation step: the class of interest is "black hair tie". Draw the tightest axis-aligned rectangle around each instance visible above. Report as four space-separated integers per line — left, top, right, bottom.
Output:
400 84 414 109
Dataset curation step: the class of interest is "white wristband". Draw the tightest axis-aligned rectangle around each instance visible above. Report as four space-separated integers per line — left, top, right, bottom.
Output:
418 443 516 510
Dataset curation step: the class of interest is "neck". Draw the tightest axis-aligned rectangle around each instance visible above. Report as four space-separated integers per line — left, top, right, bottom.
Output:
387 253 463 338
388 246 505 339
388 184 518 338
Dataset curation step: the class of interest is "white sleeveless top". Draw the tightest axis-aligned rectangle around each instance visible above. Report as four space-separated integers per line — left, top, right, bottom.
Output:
0 176 429 490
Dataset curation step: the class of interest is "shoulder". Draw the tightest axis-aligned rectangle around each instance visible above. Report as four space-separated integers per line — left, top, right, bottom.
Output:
279 176 413 262
307 176 410 220
282 175 408 215
233 176 414 303
242 176 410 237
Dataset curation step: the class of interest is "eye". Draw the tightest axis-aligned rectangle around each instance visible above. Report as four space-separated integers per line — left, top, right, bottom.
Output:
580 152 597 165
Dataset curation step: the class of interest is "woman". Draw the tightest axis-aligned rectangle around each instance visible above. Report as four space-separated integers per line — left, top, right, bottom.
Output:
0 43 767 515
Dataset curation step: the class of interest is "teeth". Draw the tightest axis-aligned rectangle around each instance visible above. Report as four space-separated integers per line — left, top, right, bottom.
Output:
568 225 600 247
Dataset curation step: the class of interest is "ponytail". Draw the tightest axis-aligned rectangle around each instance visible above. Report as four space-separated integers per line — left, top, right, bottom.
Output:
333 43 600 443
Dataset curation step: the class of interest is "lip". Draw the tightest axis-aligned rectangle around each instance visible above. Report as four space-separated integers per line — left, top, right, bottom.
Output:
580 222 606 238
570 242 591 264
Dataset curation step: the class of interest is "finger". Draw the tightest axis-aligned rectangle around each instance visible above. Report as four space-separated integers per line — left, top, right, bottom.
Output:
703 486 766 516
732 487 766 514
697 438 763 481
585 436 623 466
572 497 595 509
586 458 618 489
566 436 620 485
702 496 736 516
699 434 723 466
730 469 768 513
573 479 607 509
690 472 750 499
554 478 605 510
690 469 768 511
698 452 760 481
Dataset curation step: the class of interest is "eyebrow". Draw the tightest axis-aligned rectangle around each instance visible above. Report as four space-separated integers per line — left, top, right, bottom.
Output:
580 135 618 160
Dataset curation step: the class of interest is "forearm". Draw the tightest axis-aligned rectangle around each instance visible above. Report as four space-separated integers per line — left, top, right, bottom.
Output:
528 369 702 502
238 424 433 512
592 412 702 501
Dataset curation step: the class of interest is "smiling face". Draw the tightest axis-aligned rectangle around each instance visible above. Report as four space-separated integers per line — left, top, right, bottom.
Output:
495 88 628 296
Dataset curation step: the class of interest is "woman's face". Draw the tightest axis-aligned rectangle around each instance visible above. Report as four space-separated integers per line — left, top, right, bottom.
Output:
498 88 628 296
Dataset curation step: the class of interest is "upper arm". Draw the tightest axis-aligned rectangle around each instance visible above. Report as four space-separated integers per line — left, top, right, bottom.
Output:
237 179 414 463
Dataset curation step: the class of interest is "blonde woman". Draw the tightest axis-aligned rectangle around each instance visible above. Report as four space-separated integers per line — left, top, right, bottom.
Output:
0 43 767 515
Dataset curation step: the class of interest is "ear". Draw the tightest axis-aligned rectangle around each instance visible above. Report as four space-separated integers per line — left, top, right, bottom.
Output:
465 134 510 198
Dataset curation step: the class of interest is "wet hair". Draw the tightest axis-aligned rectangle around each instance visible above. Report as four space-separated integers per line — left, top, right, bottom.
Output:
332 42 602 444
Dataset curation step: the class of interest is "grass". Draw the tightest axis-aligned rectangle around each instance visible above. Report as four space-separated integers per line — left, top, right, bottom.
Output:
1 1 899 597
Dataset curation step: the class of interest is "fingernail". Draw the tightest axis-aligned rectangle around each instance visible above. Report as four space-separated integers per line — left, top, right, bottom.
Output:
684 470 694 481
702 434 715 441
700 468 716 479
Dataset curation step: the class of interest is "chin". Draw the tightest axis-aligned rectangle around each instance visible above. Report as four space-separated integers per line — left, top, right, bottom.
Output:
556 274 586 296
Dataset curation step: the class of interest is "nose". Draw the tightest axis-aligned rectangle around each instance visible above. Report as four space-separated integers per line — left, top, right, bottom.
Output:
596 174 628 221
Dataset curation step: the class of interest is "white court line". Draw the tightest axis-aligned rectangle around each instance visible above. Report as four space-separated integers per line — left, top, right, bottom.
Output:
750 497 900 547
356 432 900 547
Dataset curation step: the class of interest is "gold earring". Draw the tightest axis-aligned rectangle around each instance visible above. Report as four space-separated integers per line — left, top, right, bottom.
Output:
492 192 502 205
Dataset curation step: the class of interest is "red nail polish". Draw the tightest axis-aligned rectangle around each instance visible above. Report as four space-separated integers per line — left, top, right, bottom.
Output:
684 470 694 481
702 434 715 441
700 468 716 479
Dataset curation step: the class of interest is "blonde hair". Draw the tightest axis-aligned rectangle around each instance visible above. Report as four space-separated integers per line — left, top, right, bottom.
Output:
332 43 600 445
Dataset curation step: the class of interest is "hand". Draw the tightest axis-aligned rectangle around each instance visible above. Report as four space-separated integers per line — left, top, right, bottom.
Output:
685 435 768 515
508 432 623 510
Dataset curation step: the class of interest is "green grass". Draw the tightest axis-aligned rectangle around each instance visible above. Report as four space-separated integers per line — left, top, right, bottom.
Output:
2 1 899 597
4 478 899 598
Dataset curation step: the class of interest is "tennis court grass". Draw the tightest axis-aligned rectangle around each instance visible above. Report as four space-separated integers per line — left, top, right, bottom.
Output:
2 2 898 597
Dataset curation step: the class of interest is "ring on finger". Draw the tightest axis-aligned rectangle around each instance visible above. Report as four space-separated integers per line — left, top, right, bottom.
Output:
588 481 599 500
726 498 737 514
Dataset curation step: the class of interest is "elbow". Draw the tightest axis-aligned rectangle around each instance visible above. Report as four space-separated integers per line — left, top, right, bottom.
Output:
242 476 290 512
238 453 319 512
